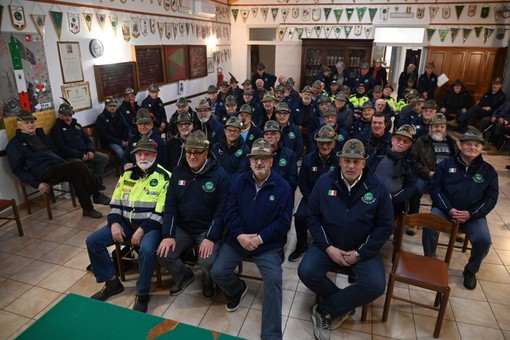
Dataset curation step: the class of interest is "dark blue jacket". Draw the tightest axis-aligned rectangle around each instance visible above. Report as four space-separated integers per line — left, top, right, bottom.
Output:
478 89 506 116
299 151 338 201
162 157 230 242
251 72 277 91
224 170 293 255
6 128 65 188
162 135 186 172
211 136 250 180
352 74 374 93
430 152 498 220
356 128 392 160
309 124 349 154
240 123 262 149
51 118 95 159
118 100 140 137
194 117 225 147
417 72 438 99
96 109 129 147
141 96 167 130
273 145 299 192
121 130 166 168
411 116 430 139
294 100 319 128
280 123 304 161
352 118 371 138
307 168 394 259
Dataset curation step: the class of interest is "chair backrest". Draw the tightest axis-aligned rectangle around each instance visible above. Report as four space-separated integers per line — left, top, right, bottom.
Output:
400 212 460 265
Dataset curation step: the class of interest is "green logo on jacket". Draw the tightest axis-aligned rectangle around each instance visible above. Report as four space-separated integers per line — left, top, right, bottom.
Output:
203 181 215 192
150 179 158 186
362 192 375 204
279 158 287 166
473 173 484 183
288 132 296 139
235 149 243 157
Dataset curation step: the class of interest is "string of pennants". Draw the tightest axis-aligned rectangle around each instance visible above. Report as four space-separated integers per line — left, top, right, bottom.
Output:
232 5 509 23
277 25 374 40
426 27 500 44
4 4 230 42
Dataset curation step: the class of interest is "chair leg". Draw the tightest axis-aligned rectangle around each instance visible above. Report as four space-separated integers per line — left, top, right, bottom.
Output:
155 263 162 288
433 288 450 338
382 273 396 322
115 243 126 281
11 200 23 237
44 192 53 220
69 184 77 208
20 183 31 215
461 236 469 253
361 304 368 321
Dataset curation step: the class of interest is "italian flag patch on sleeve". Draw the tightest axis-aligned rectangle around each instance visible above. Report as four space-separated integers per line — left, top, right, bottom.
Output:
328 190 337 196
178 180 186 186
448 168 456 173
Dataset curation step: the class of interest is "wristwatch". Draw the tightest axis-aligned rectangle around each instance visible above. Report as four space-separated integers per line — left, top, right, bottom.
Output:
354 251 361 261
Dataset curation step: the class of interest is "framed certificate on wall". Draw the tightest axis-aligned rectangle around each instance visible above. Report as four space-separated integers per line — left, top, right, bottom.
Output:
187 45 207 79
57 41 84 83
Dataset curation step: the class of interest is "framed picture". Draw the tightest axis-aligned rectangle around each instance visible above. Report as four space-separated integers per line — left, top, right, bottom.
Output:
57 41 84 83
134 45 166 89
93 62 138 102
207 57 214 74
61 82 92 112
187 45 207 79
164 45 188 83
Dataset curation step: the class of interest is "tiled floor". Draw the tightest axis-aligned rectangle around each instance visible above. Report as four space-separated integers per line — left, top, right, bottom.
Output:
0 152 509 339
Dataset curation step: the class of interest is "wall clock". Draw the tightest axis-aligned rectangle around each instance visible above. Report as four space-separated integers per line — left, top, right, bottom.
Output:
89 39 104 58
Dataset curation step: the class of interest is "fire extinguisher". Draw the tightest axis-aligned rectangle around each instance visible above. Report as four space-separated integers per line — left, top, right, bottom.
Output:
217 67 224 86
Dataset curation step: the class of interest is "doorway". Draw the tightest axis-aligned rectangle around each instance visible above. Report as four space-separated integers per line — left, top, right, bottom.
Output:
249 45 276 79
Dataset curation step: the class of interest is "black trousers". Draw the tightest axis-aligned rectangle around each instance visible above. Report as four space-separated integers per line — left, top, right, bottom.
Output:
40 160 99 210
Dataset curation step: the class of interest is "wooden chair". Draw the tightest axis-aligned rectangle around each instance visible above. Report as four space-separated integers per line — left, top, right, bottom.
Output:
0 199 23 236
20 181 77 220
114 242 162 288
83 125 120 176
382 213 459 338
314 265 369 322
237 257 264 283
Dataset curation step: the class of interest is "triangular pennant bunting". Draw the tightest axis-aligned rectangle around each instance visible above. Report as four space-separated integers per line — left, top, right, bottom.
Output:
314 25 322 38
261 8 268 21
334 9 343 23
271 8 279 22
281 9 289 23
83 11 93 32
240 9 249 23
438 28 449 42
68 12 80 35
251 8 258 18
150 18 156 35
483 28 494 44
357 7 367 22
288 27 294 40
121 20 130 42
277 26 286 41
231 9 239 22
380 6 389 21
354 25 362 36
131 16 140 38
368 8 377 22
292 8 299 18
97 13 106 31
365 26 372 38
185 23 190 39
455 5 464 20
324 8 331 21
417 6 425 19
480 7 489 19
110 15 118 36
462 28 472 43
346 8 354 21
50 10 63 39
468 5 477 17
344 25 352 38
430 6 439 20
312 9 321 21
450 28 459 42
10 5 26 30
305 27 313 38
31 14 46 37
426 28 436 42
474 26 483 38
302 9 310 21
324 26 332 38
158 21 165 39
296 27 304 40
334 26 342 38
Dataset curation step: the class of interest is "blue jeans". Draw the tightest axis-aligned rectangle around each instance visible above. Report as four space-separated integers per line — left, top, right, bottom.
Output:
108 143 125 162
86 224 161 295
422 207 491 274
409 177 428 214
157 226 218 286
211 244 283 340
298 244 386 318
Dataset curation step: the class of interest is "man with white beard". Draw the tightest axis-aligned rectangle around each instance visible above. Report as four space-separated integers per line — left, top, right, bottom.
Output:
407 113 458 235
86 137 171 313
193 99 224 146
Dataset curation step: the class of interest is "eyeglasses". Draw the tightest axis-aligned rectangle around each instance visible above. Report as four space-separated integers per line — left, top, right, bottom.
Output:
185 150 206 157
394 136 412 145
250 156 271 164
177 122 192 127
225 128 240 134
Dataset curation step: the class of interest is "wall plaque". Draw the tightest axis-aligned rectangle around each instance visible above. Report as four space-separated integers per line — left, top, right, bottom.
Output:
134 45 166 89
187 45 207 79
93 62 137 102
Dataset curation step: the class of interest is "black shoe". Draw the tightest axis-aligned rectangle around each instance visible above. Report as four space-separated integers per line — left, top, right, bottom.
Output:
91 277 124 301
170 270 194 296
506 165 510 170
83 209 103 218
94 176 106 191
203 282 215 301
226 280 248 312
405 226 417 236
133 294 150 313
93 193 110 205
288 246 308 262
463 269 477 290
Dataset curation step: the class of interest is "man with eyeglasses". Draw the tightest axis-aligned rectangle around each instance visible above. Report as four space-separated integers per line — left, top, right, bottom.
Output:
288 125 339 262
238 104 262 149
211 138 293 340
217 95 238 126
162 112 194 172
275 102 304 161
211 117 250 180
158 130 230 300
193 99 224 146
121 108 166 171
87 137 170 312
298 139 393 340
167 97 193 138
7 110 110 219
370 125 418 217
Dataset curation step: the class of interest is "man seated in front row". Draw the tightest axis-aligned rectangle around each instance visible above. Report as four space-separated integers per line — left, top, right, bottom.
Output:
211 138 293 340
423 127 498 290
86 137 171 313
6 110 109 219
298 139 394 340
